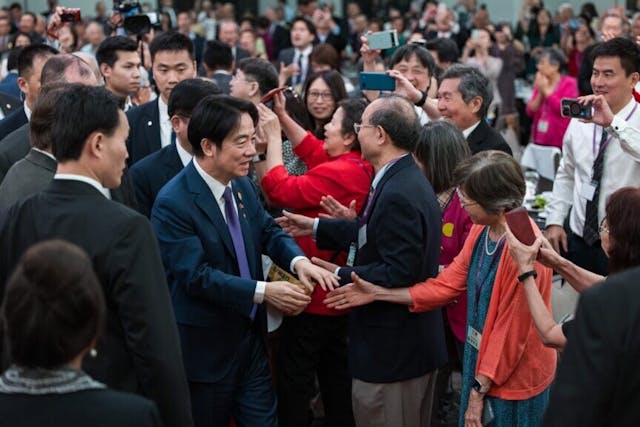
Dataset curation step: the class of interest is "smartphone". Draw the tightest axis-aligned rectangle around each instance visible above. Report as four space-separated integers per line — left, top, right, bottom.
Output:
365 30 400 50
505 207 536 246
471 29 480 41
360 72 396 91
60 8 81 22
261 86 288 104
561 98 592 119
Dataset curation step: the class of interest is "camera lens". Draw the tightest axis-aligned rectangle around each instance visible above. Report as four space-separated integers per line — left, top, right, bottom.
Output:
570 102 581 115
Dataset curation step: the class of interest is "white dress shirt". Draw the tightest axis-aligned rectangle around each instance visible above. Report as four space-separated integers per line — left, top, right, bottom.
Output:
462 120 481 138
24 102 32 121
545 97 640 237
293 45 313 84
158 97 172 148
175 139 192 167
54 173 111 199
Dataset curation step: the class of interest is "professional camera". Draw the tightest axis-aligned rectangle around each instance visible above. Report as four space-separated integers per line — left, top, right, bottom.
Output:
115 0 151 36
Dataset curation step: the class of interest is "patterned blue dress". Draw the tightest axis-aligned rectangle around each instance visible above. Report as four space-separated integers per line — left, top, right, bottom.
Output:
458 228 549 427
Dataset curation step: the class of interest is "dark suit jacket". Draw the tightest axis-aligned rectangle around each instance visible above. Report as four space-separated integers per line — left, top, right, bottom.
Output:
277 47 313 86
0 106 27 141
0 71 20 99
126 99 161 166
467 119 513 155
129 143 183 217
0 180 193 427
0 388 161 427
0 91 20 117
577 42 598 96
212 71 232 95
234 46 251 61
544 267 640 427
0 147 56 210
151 162 303 383
316 154 447 383
0 122 29 183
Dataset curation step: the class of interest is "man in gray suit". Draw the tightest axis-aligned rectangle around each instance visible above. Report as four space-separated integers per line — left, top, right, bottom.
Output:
0 83 66 210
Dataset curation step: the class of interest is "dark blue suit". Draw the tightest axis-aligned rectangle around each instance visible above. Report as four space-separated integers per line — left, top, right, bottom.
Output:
0 106 27 141
128 143 183 218
316 154 447 383
151 161 304 427
126 99 161 166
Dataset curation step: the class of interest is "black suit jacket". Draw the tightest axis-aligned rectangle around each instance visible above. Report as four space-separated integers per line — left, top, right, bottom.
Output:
126 99 161 166
0 92 20 118
0 388 161 427
316 154 447 383
467 119 512 155
0 180 193 427
129 143 183 218
212 72 232 95
0 122 29 183
577 42 598 96
0 106 26 142
544 267 640 427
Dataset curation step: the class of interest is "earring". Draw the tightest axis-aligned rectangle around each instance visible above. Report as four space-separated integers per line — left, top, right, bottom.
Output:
90 348 98 358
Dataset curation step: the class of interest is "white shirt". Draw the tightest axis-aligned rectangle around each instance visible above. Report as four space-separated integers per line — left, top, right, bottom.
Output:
54 173 111 199
293 45 313 84
175 139 192 167
24 102 32 121
32 147 56 161
545 97 640 237
462 120 481 139
158 97 172 148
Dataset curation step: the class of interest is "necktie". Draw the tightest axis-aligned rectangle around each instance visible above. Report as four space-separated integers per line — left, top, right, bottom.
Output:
295 53 304 86
223 187 257 319
583 129 608 245
358 186 376 226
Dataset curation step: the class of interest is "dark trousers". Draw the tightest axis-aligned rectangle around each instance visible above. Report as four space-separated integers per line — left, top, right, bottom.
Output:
277 313 354 427
189 331 277 427
566 231 609 277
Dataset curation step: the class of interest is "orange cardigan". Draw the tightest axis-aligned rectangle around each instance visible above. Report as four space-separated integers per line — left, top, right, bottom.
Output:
409 224 557 400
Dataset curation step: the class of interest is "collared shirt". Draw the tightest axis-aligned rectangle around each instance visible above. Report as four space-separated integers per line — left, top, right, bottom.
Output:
462 120 481 139
32 147 56 161
293 45 313 83
158 97 172 148
124 96 134 112
175 140 192 167
545 97 640 237
54 173 111 199
24 102 32 121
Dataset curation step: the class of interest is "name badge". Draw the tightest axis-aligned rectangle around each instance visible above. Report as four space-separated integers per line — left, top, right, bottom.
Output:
467 326 482 350
581 181 597 201
346 242 356 267
358 224 367 249
537 120 549 133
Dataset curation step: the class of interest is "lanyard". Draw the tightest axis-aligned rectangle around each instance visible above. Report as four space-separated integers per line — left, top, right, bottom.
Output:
591 103 638 157
472 231 505 322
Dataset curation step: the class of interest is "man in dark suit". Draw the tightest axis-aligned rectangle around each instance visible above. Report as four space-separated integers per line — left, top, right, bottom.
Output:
0 91 20 119
0 86 193 427
202 40 233 94
0 46 22 99
217 19 251 62
437 64 512 155
150 95 338 427
129 78 219 217
126 32 196 165
544 267 640 426
96 36 141 111
0 44 58 141
277 17 316 88
280 96 447 427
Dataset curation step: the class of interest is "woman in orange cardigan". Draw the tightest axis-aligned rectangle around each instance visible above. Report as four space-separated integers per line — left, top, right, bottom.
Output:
325 151 556 427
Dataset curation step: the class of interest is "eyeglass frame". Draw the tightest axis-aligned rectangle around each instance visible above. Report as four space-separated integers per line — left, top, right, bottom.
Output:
353 123 377 134
599 217 609 234
306 91 334 100
456 187 478 208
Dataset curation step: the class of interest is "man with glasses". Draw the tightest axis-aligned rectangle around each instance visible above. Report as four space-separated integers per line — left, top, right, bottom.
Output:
281 95 447 427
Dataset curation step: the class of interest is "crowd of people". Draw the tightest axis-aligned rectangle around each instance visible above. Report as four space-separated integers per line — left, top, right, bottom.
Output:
1 1 640 427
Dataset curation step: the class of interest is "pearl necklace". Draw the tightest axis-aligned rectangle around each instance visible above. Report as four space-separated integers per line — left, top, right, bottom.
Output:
485 226 506 256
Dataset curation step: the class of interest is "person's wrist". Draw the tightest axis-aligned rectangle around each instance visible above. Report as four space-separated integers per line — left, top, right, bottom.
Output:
517 269 538 283
414 89 427 107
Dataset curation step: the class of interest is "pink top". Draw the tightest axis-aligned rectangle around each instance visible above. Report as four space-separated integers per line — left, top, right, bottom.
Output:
440 192 473 342
526 75 578 149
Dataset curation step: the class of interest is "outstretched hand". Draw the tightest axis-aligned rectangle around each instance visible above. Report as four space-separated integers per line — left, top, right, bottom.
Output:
323 272 378 309
275 210 315 237
319 195 357 219
295 258 340 292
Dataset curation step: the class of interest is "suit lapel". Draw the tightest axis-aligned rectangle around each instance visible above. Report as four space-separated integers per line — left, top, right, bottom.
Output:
185 163 236 258
141 100 161 155
232 180 257 278
366 154 413 220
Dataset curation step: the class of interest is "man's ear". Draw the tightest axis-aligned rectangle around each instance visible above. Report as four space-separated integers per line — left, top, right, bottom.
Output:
200 138 216 157
170 115 181 134
469 96 483 115
17 76 28 95
99 63 111 81
86 131 104 159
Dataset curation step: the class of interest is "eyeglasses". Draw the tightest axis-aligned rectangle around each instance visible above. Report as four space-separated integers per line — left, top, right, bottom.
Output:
232 75 255 84
456 187 478 208
599 217 609 234
307 91 333 100
353 123 376 133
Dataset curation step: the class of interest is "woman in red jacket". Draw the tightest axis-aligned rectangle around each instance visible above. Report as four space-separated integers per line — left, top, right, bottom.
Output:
259 93 372 427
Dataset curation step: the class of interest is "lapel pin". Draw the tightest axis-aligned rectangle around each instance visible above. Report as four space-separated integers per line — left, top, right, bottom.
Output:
147 120 152 126
238 203 244 210
5 104 10 109
237 192 243 201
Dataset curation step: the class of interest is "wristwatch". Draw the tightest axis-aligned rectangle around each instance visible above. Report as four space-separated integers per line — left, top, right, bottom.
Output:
472 377 490 394
414 90 428 107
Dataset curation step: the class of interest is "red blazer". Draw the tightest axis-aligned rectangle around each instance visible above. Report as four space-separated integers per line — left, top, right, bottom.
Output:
261 132 372 315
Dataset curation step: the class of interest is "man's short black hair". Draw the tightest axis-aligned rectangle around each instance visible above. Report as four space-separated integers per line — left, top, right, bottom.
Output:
425 38 459 66
149 31 194 63
591 37 640 77
389 44 435 78
291 16 316 37
188 94 258 156
202 40 233 71
7 46 24 72
51 86 121 162
96 35 138 67
236 57 278 96
168 78 220 117
17 44 58 78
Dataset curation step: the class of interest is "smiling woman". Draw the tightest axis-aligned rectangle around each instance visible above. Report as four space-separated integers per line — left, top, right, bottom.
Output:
302 70 347 139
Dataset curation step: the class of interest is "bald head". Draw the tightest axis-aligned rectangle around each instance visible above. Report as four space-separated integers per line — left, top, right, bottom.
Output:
41 54 99 87
367 95 419 151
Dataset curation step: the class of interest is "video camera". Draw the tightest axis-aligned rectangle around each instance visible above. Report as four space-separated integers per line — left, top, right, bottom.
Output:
114 0 151 36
